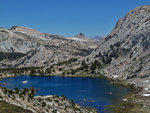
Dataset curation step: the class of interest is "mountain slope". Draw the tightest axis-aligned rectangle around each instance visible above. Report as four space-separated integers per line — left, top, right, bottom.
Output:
0 26 99 68
87 5 150 90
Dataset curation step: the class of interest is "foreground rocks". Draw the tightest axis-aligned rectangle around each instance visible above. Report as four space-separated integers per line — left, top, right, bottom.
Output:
0 87 97 113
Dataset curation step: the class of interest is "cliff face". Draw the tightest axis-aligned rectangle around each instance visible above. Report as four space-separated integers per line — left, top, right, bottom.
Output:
0 26 99 68
87 5 150 89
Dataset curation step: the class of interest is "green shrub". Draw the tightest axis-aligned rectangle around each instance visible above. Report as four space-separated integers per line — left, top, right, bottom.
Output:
42 101 47 107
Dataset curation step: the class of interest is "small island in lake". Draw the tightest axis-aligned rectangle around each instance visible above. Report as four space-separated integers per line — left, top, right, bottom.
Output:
22 80 28 84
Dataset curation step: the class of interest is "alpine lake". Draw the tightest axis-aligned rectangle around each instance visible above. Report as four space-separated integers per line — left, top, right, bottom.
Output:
0 75 133 112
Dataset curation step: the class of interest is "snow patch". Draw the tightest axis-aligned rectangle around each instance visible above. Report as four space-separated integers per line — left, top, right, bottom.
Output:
144 88 149 91
142 94 150 97
145 80 149 83
66 37 87 42
113 75 118 78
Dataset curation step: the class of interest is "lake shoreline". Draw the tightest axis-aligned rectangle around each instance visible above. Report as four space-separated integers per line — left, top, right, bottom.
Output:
0 73 100 112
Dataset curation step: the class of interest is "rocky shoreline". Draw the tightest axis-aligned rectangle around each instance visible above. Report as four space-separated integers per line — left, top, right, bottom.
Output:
0 85 97 113
0 69 98 113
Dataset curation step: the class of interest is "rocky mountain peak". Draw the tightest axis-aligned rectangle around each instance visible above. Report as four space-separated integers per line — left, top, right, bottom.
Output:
109 5 150 38
75 33 87 40
86 5 150 89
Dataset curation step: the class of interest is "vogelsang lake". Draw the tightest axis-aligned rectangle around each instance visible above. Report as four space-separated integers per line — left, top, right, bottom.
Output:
0 76 133 112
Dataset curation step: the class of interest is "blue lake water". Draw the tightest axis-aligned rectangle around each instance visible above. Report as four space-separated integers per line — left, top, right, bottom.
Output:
0 76 132 112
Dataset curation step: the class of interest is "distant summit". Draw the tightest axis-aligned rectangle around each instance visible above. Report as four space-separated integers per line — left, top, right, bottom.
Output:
92 36 104 41
75 33 87 40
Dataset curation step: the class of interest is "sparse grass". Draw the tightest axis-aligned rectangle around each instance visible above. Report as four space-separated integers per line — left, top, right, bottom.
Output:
104 95 150 113
104 101 143 113
0 100 32 113
111 80 132 88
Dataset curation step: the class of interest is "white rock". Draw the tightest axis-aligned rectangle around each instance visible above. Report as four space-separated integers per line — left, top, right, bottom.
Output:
123 99 127 101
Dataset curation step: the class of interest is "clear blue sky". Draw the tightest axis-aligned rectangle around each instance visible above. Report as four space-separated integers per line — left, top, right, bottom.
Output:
0 0 150 38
